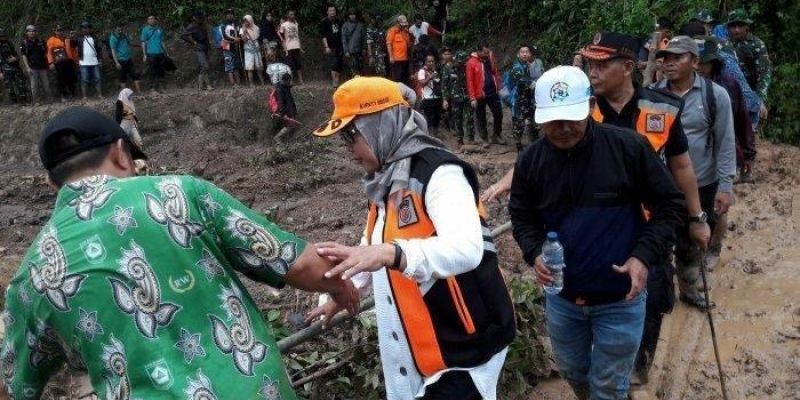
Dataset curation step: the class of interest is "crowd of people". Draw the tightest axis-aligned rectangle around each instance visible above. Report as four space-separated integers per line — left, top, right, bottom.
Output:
0 4 775 400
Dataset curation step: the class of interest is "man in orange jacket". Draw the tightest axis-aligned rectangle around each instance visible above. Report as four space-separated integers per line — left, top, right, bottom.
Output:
466 43 504 144
46 25 78 101
386 15 413 86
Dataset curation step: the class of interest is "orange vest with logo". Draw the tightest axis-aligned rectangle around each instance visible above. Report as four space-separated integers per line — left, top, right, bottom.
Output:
591 89 681 156
364 149 516 377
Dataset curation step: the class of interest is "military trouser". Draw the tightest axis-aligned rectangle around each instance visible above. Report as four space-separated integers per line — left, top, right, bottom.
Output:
512 102 537 147
676 182 719 302
449 100 474 140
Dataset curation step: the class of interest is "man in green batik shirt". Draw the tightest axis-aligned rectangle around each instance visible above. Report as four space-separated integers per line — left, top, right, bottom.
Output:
0 107 359 400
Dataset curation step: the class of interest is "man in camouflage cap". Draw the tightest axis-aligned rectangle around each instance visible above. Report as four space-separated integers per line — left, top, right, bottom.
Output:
727 8 771 127
442 51 475 147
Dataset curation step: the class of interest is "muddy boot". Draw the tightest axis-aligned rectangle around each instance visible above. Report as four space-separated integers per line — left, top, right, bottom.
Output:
202 74 214 90
679 292 714 310
95 83 102 98
80 83 88 100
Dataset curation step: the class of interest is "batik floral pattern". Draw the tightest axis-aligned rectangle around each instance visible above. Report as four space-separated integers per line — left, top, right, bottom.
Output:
102 335 131 400
145 178 204 248
66 176 117 221
30 227 85 312
226 210 297 276
184 370 218 400
109 241 180 338
209 285 268 376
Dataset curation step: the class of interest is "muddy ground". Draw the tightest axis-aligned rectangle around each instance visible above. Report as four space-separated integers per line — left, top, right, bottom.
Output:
0 83 798 399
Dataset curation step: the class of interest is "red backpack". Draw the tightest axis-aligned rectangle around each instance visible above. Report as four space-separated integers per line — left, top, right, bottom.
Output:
267 88 279 113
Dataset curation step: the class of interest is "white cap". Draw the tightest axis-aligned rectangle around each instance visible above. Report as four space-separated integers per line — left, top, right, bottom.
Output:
534 66 591 124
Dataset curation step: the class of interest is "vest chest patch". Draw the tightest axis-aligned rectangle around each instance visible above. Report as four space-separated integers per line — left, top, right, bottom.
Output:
645 113 666 133
398 195 419 228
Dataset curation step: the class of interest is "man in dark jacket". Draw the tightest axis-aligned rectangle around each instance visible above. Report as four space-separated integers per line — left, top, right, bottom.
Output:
509 66 685 400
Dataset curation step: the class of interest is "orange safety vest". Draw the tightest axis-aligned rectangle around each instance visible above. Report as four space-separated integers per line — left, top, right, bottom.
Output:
591 89 682 220
590 92 680 156
364 149 515 377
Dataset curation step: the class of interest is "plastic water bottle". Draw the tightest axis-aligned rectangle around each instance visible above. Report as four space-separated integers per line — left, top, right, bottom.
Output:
542 232 565 295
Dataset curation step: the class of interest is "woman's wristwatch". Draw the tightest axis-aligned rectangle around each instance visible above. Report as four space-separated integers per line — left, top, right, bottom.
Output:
689 211 708 224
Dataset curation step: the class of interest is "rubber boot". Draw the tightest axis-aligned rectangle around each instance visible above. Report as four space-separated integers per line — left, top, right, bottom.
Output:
95 83 102 98
81 83 88 100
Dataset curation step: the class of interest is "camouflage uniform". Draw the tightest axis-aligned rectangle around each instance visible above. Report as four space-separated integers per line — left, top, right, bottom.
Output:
731 33 771 102
506 59 543 148
442 51 474 143
727 9 772 102
366 26 387 77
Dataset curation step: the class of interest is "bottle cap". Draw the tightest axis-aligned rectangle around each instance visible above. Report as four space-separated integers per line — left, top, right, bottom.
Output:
547 231 558 241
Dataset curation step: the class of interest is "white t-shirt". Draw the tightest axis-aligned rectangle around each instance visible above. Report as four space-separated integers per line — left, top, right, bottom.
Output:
417 68 438 100
409 22 431 44
80 37 99 66
279 21 301 50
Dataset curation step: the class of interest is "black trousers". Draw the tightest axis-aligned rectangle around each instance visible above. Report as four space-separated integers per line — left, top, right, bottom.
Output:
390 60 410 86
475 93 503 138
422 370 481 400
54 60 76 97
420 98 442 133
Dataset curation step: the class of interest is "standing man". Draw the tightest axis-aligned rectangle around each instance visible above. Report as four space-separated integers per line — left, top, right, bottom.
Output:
466 43 503 144
0 28 28 104
653 36 736 309
141 15 169 92
0 106 359 400
320 4 344 88
221 9 242 87
726 8 771 129
46 25 78 101
442 51 475 146
365 13 387 77
310 77 515 400
504 44 543 151
386 15 413 86
409 14 442 44
510 66 685 400
579 31 710 381
20 25 51 105
416 54 443 137
181 12 213 90
341 9 366 77
109 22 143 93
278 10 304 85
76 21 103 99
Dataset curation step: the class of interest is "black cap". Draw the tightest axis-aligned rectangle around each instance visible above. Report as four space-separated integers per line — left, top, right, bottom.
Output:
39 106 147 170
579 31 639 61
80 21 92 28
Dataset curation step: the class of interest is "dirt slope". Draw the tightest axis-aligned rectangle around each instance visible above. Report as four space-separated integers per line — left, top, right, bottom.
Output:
1 84 798 399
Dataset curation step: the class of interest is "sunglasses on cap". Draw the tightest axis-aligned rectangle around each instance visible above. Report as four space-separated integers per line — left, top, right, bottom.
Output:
339 124 360 146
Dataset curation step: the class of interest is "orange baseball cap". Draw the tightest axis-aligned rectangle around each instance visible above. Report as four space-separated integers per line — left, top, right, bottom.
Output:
312 77 409 137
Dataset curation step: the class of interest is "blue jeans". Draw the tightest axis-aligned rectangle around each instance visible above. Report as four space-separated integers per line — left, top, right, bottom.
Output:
546 291 647 400
80 64 101 85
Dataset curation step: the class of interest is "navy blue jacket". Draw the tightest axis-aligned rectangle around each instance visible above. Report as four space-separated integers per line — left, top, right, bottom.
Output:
509 120 685 305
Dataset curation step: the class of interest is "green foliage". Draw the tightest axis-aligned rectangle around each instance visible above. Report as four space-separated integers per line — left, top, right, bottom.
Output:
763 64 800 144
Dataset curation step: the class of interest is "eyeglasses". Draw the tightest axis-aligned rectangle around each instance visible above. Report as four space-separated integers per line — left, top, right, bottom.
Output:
339 124 359 146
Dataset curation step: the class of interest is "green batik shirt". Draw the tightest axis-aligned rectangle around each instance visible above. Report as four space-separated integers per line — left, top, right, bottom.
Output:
1 175 306 400
732 33 772 101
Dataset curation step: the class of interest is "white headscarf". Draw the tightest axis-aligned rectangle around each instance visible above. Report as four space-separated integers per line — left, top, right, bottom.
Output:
118 88 135 113
242 15 260 41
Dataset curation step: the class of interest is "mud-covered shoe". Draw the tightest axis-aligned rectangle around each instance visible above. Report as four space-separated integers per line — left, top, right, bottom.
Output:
680 293 715 311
